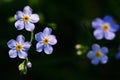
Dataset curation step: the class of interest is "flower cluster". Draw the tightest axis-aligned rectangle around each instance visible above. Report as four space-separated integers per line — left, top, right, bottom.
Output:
7 6 57 74
86 15 120 65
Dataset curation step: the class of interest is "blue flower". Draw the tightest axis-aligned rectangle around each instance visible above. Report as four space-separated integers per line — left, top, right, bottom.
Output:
14 6 39 31
35 27 57 54
87 44 109 65
7 35 31 59
115 45 120 60
92 15 119 40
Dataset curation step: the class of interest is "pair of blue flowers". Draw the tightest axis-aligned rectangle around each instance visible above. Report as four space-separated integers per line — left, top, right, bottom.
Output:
87 15 119 65
7 6 57 60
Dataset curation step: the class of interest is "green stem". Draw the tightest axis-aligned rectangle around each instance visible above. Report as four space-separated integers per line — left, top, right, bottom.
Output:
30 31 34 42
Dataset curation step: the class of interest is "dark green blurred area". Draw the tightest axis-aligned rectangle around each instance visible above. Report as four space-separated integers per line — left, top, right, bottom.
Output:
1 0 120 80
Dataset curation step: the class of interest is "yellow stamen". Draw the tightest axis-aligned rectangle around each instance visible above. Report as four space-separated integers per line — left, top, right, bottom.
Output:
43 38 49 45
16 44 23 51
22 15 30 22
102 24 110 31
95 51 102 58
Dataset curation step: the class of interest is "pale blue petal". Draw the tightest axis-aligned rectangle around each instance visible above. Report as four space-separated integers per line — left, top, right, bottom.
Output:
91 58 99 65
110 23 119 32
7 39 17 49
44 45 53 54
94 29 103 40
35 32 44 42
23 42 31 51
87 51 95 59
43 27 52 35
92 18 104 29
104 31 115 40
14 11 23 20
100 55 108 64
48 35 57 45
103 15 113 23
25 22 35 31
15 20 24 30
23 6 32 14
18 51 27 59
36 42 44 52
16 35 25 44
9 50 17 58
92 44 100 51
30 14 39 23
100 47 108 54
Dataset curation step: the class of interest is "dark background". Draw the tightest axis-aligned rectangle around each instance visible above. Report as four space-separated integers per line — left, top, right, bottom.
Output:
1 0 120 80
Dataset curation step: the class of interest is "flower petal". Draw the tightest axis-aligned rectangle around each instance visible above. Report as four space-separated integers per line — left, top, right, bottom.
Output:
87 51 95 59
44 45 53 54
25 22 35 31
7 39 17 49
94 29 103 40
23 42 31 51
30 14 39 23
16 35 25 44
23 6 32 14
43 27 52 35
100 55 108 64
115 52 120 60
14 11 23 20
15 20 24 30
35 32 44 42
9 50 17 58
48 35 57 45
92 44 100 51
91 58 99 65
104 31 115 40
36 42 44 52
92 18 104 29
18 51 27 59
110 23 119 32
100 47 108 54
103 15 113 23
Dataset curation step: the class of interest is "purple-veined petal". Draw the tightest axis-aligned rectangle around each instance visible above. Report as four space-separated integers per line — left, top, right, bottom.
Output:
23 6 32 15
92 18 104 29
100 47 108 54
23 42 31 51
14 11 23 20
87 51 95 59
48 35 57 45
44 45 53 54
30 14 39 23
18 51 27 59
92 44 100 51
7 39 17 49
16 35 25 44
15 20 24 30
36 42 44 52
35 32 44 42
94 29 103 40
104 31 115 40
25 22 35 31
103 15 113 23
91 58 99 65
100 55 108 64
9 50 17 58
43 27 52 35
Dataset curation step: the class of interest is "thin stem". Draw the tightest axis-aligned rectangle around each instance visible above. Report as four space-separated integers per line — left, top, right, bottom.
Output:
30 31 34 42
